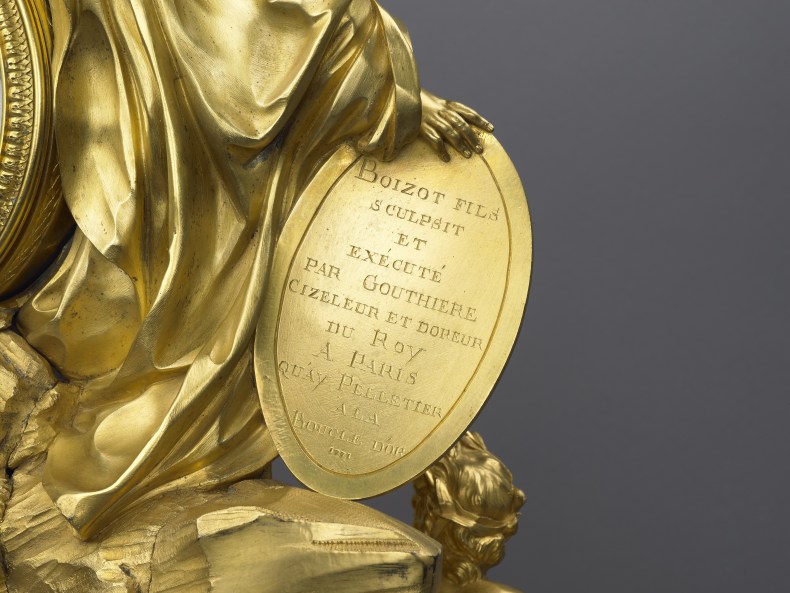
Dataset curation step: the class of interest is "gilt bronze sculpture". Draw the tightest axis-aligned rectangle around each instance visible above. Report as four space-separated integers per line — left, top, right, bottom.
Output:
0 1 532 591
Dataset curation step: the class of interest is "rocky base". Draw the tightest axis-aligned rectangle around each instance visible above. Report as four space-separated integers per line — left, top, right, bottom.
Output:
0 331 440 592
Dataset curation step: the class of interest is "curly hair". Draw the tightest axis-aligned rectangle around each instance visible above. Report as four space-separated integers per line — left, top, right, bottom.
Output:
413 432 525 586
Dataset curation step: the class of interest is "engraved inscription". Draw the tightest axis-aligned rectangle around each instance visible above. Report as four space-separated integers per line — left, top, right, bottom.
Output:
347 245 444 284
361 275 478 322
275 145 511 475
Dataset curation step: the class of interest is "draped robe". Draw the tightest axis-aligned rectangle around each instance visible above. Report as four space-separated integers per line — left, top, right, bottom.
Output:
17 0 422 539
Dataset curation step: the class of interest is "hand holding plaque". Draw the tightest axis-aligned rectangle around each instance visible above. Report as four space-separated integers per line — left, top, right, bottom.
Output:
0 0 532 590
256 133 532 498
419 89 495 161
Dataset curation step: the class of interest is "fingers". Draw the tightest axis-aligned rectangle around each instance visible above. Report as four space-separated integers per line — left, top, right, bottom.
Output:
441 109 484 155
429 115 473 158
421 97 494 161
447 100 495 133
421 123 450 162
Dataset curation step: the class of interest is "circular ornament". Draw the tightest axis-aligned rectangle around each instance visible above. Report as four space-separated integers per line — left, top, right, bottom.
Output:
0 0 71 302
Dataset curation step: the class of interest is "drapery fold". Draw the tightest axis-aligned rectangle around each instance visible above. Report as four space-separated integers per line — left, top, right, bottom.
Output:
18 0 421 538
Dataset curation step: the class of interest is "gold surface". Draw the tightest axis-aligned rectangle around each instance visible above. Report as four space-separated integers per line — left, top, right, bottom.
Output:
17 0 427 539
256 135 531 498
414 432 525 593
0 0 72 301
0 330 440 592
0 1 531 591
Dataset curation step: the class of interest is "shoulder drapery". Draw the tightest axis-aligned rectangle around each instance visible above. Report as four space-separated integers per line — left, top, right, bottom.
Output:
18 0 421 539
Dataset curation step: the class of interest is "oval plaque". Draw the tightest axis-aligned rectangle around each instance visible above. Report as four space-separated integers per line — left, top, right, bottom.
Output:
255 135 532 498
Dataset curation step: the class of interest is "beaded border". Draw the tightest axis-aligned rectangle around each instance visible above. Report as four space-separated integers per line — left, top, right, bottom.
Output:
0 0 35 241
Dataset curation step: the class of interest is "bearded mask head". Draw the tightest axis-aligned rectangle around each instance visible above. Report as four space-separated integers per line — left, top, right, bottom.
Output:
413 432 526 586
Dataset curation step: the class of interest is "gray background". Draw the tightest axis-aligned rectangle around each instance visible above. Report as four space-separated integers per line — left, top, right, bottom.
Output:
277 1 790 591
